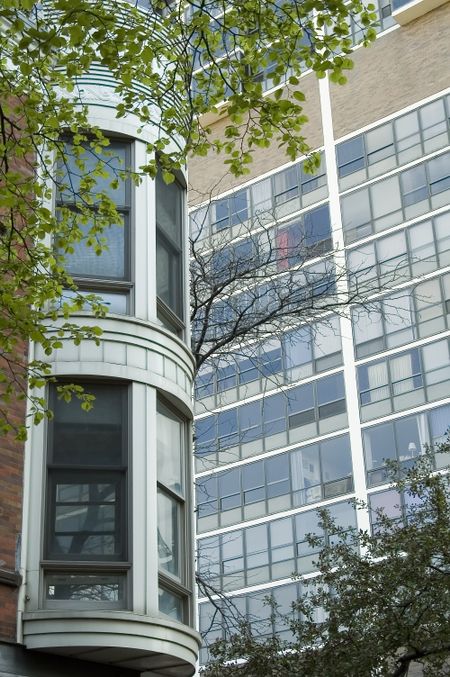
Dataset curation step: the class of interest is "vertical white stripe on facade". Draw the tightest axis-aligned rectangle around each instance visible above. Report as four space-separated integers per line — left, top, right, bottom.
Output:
319 75 371 534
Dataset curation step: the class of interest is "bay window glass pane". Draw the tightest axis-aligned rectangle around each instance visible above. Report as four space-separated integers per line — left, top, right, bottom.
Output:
50 477 122 558
52 384 125 465
157 403 183 494
156 172 184 316
46 574 124 603
64 218 126 279
156 235 182 315
157 490 180 577
159 587 184 621
156 173 183 245
60 143 128 203
61 288 128 315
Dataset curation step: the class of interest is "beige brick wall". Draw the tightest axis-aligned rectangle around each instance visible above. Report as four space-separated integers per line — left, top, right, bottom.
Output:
188 73 322 205
331 2 450 140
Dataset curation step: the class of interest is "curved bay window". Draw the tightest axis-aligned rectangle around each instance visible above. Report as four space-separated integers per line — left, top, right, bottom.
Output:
44 383 129 608
156 170 185 329
157 400 190 622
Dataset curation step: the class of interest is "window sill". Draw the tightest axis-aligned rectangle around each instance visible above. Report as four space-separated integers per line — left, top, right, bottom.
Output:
392 0 448 24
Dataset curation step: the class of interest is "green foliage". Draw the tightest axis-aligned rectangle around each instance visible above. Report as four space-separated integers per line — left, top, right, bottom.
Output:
201 449 450 677
0 0 377 436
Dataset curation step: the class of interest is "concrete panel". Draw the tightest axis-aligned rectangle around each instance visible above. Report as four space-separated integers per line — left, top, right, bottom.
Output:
331 2 450 139
188 73 323 205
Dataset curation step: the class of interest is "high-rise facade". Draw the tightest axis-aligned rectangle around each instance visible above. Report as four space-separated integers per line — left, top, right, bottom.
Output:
188 0 450 664
0 2 200 676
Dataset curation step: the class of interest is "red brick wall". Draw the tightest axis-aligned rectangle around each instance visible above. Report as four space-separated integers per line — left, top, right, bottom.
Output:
0 348 27 642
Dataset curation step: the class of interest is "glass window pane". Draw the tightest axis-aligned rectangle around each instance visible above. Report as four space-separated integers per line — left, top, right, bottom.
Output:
428 153 450 195
157 403 183 494
341 188 371 241
337 136 365 176
291 444 321 492
156 173 183 245
52 384 125 465
321 435 352 481
353 304 383 350
395 110 420 157
63 217 126 280
157 490 180 577
59 143 128 204
371 175 401 220
401 165 428 206
46 573 124 603
284 326 312 368
366 123 394 164
317 373 345 405
395 413 428 461
364 422 396 470
159 587 184 621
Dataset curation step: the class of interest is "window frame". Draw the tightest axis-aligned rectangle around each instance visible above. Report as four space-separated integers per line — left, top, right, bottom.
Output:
56 138 134 314
43 381 130 610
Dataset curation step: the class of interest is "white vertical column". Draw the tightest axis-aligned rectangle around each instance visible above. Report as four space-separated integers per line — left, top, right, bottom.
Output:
133 140 150 321
132 382 157 614
319 76 371 534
